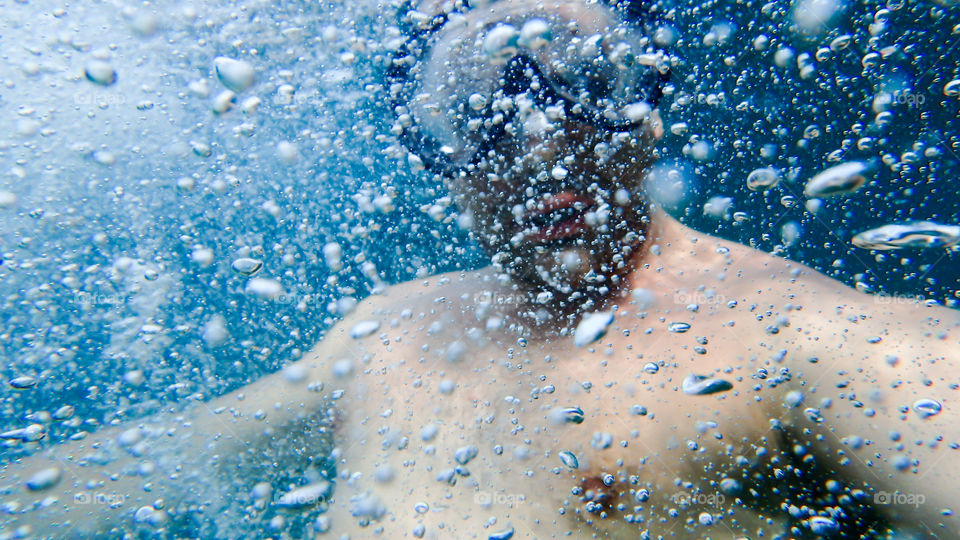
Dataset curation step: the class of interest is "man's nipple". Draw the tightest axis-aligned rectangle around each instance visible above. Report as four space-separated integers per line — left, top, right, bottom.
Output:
578 474 621 514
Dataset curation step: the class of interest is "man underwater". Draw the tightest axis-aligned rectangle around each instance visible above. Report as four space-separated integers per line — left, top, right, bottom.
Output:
3 0 959 538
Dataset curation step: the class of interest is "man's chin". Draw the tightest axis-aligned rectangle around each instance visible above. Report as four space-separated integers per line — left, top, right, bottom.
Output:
533 246 595 292
494 245 603 301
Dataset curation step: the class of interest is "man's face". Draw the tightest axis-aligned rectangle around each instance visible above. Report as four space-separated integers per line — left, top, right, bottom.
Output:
450 112 663 297
409 0 667 298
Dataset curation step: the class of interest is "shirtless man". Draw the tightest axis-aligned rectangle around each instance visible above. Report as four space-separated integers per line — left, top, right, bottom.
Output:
3 0 960 538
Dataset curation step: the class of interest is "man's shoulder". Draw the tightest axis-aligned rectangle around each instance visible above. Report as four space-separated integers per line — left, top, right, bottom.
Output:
701 232 858 301
676 230 890 343
351 267 498 316
319 267 497 362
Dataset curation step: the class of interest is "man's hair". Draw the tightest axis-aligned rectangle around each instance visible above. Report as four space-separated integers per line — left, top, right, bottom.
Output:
394 0 665 44
386 0 669 175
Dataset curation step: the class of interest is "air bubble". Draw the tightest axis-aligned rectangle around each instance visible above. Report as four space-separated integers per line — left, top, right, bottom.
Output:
944 80 960 98
913 398 942 418
231 258 263 276
668 322 690 333
682 373 733 395
214 57 256 92
574 311 614 346
84 60 117 86
559 450 579 469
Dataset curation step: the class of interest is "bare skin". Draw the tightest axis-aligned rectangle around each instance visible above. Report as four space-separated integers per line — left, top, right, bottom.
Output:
313 212 960 539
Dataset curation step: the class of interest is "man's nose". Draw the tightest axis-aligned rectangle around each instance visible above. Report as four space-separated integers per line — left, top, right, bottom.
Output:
524 131 561 162
523 119 599 162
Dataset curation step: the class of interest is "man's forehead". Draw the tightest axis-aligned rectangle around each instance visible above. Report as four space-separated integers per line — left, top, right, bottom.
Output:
411 0 459 17
411 0 619 29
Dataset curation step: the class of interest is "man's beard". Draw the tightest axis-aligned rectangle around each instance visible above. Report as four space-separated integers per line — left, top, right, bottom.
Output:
530 242 596 295
486 202 647 304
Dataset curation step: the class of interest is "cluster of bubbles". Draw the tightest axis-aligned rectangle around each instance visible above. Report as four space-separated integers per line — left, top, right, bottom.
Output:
0 0 461 536
660 0 960 302
0 0 957 536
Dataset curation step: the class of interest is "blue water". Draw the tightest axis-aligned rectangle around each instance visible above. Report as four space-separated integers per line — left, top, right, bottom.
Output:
0 0 957 536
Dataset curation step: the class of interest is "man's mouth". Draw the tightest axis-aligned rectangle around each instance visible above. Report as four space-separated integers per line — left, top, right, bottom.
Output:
522 192 595 243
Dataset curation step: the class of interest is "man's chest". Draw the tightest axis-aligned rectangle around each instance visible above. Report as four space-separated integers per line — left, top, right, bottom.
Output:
349 305 814 533
395 357 783 539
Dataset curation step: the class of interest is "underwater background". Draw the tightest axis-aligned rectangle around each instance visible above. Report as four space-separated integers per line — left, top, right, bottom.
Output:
0 0 958 536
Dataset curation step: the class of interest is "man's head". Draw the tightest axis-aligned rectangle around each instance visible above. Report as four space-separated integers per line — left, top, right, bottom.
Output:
390 0 671 300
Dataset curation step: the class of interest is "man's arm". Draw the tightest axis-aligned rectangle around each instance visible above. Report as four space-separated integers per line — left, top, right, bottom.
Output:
791 289 960 536
0 296 383 538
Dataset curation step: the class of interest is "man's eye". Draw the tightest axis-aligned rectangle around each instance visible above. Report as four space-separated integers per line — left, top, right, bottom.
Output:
582 69 616 99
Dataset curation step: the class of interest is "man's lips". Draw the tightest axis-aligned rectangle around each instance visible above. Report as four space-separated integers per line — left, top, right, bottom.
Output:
522 192 595 243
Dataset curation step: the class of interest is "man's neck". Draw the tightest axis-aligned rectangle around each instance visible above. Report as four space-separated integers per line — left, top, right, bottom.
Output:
619 208 698 293
496 208 700 337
